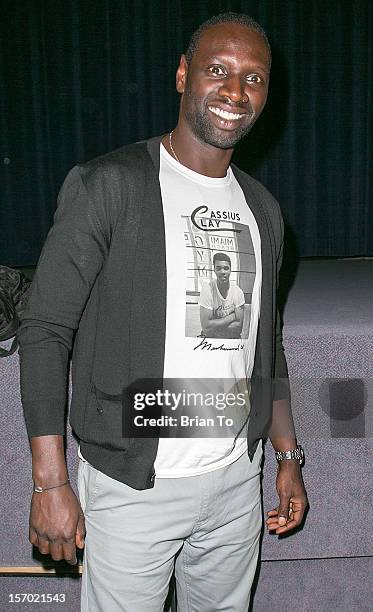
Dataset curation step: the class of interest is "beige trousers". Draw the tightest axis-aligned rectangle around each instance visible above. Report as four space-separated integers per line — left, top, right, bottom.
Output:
78 442 263 612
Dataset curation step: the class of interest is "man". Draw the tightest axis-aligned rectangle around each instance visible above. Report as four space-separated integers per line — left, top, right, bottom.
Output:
19 12 308 612
199 252 245 339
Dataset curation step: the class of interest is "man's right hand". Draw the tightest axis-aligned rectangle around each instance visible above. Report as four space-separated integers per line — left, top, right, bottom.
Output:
29 483 85 565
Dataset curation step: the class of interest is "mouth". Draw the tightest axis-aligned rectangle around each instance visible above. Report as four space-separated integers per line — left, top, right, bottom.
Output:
208 105 247 121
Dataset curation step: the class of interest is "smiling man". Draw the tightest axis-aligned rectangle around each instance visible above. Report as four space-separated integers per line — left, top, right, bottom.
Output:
175 21 269 156
19 12 308 612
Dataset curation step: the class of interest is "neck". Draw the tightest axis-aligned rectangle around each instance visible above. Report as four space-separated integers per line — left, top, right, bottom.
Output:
162 123 233 178
217 280 229 293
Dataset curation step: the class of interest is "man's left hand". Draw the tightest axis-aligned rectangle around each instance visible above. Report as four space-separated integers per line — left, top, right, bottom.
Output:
266 461 308 535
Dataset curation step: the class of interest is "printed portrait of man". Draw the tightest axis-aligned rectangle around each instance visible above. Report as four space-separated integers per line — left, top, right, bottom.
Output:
199 252 245 339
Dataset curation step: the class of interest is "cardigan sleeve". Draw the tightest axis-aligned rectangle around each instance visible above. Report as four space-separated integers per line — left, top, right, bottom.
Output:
18 166 108 438
273 212 291 401
270 201 297 441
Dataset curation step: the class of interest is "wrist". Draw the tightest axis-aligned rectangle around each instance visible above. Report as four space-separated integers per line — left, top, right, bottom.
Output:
277 458 301 470
275 444 304 466
32 460 68 485
30 435 68 485
32 468 69 487
33 478 70 493
271 436 298 452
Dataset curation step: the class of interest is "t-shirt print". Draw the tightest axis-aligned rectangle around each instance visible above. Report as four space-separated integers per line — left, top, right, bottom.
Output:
199 280 245 337
184 207 255 340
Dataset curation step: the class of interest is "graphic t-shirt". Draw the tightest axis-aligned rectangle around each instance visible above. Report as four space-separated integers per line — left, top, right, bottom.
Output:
154 144 262 478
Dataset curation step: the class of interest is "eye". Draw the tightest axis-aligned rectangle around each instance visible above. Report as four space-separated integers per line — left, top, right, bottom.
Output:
246 74 263 84
208 65 226 76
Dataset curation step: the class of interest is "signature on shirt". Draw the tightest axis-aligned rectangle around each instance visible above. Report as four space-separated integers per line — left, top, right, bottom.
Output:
193 336 244 352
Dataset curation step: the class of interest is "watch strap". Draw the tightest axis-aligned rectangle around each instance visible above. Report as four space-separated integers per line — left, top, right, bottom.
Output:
275 445 304 464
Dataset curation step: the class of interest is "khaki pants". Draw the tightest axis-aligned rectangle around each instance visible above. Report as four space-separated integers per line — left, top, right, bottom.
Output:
78 442 263 612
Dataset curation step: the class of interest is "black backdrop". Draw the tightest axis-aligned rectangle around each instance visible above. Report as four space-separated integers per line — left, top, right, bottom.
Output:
1 0 372 265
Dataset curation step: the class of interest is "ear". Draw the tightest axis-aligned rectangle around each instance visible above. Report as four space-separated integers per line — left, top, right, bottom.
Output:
176 54 188 94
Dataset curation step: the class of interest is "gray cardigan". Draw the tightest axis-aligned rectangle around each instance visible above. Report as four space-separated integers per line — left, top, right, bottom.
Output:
19 135 290 489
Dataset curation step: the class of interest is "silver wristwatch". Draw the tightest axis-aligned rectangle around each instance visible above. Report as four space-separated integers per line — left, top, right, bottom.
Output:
275 444 304 465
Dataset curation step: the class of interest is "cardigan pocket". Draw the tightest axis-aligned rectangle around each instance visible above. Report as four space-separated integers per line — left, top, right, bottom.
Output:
82 382 134 452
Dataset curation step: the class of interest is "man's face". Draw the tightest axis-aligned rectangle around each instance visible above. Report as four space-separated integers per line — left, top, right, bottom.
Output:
214 260 231 284
176 23 271 149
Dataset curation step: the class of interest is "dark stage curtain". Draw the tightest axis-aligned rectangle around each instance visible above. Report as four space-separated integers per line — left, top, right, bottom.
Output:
1 0 372 264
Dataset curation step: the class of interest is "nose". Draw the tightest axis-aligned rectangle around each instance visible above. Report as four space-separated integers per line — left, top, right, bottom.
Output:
218 76 248 104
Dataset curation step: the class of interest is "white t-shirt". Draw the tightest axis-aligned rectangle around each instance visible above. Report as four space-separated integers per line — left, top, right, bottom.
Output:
153 143 262 478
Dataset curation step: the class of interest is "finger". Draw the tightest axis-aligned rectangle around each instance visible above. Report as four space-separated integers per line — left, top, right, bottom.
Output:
266 509 279 517
267 520 285 531
289 494 307 507
75 514 86 549
266 508 295 525
274 518 298 534
289 499 307 520
277 496 291 526
50 542 64 562
268 500 294 515
29 527 38 546
266 516 281 525
267 517 296 533
76 534 85 548
266 520 281 530
62 540 77 565
289 508 305 525
268 508 301 530
36 536 51 556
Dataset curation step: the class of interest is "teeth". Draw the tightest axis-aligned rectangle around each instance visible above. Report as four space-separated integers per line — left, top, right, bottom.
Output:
208 106 244 121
